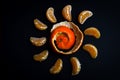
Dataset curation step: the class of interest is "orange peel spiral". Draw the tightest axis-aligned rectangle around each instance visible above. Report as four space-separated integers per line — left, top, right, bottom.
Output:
50 21 84 55
51 26 75 50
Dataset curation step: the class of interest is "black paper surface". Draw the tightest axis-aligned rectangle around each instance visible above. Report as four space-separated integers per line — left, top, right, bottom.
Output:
1 0 120 80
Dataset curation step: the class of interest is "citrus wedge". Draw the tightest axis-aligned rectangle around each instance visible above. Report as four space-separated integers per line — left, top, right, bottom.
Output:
78 10 93 24
83 44 98 59
46 7 57 23
30 37 46 47
34 19 47 30
70 57 81 76
33 50 48 62
50 58 63 74
84 27 101 39
62 5 72 21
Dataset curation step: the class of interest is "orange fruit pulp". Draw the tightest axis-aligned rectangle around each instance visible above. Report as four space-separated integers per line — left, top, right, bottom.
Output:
51 26 75 50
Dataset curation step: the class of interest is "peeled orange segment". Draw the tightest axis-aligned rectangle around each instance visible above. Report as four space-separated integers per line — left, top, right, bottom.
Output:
50 58 63 74
34 19 47 30
83 44 98 59
30 37 46 47
70 57 81 76
46 7 57 23
78 10 93 24
84 27 101 39
62 5 72 21
33 50 48 62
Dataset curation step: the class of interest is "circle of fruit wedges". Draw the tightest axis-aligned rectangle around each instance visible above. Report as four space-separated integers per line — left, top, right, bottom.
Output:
30 5 101 76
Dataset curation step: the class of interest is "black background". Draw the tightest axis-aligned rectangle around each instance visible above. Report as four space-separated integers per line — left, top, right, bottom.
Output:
1 0 120 80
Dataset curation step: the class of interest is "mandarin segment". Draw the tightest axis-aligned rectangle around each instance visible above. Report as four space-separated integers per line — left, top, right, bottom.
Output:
33 50 49 62
34 19 47 30
30 37 46 47
62 5 72 21
46 7 57 23
83 44 98 59
78 10 93 24
70 57 81 76
84 27 101 39
50 58 63 74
